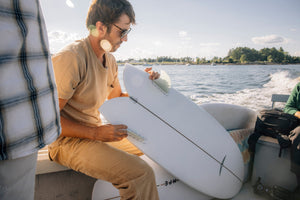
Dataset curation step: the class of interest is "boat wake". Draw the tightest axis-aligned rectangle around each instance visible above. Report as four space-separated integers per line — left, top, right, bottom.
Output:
192 71 300 111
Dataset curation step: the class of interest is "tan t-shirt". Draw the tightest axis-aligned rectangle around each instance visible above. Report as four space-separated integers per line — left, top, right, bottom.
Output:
52 37 119 127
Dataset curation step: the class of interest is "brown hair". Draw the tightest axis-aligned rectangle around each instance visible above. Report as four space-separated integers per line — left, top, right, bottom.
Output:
86 0 135 32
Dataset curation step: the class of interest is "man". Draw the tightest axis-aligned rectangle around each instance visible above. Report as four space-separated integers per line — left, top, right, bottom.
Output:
48 0 159 199
0 0 61 199
284 82 300 196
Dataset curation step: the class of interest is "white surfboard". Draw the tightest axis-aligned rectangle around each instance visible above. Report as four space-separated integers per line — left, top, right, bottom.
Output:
93 103 257 200
99 66 244 199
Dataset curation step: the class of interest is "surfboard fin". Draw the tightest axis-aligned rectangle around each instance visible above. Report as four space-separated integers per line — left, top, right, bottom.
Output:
153 70 171 94
127 129 145 143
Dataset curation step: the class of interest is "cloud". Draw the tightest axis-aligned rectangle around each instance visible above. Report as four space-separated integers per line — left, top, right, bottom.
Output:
198 46 220 59
252 34 288 45
48 30 81 43
294 51 300 57
48 30 82 53
127 47 156 59
199 42 220 47
179 31 187 37
66 0 74 8
178 31 191 43
153 41 162 46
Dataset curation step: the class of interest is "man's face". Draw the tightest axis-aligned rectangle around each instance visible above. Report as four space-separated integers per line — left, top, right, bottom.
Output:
105 14 131 52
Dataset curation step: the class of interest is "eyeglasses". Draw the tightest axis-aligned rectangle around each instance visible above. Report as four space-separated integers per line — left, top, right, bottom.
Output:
113 24 131 39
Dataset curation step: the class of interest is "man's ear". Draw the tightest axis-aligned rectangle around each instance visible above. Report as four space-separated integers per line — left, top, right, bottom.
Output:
96 21 108 37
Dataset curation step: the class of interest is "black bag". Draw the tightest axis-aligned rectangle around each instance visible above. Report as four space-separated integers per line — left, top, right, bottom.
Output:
255 109 300 137
248 109 300 156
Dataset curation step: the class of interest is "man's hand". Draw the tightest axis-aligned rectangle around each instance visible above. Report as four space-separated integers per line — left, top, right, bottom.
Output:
94 124 128 142
144 67 160 80
295 111 300 119
289 126 300 150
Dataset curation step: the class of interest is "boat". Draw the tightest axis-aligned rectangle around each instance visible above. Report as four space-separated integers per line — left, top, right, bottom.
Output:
211 62 216 66
34 94 298 200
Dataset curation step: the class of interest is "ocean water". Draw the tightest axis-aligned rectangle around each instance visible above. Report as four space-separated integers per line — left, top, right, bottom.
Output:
118 64 300 112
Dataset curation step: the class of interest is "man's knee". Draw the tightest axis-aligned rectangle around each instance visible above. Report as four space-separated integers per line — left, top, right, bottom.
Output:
133 157 155 180
142 161 155 180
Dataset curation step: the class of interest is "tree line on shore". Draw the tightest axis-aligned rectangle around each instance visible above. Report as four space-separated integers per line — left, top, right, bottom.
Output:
117 47 300 65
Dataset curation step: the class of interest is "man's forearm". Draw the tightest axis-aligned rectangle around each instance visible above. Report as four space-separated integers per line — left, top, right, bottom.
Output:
60 115 96 140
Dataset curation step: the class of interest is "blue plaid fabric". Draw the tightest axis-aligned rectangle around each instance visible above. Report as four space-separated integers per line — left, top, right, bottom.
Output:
0 0 61 160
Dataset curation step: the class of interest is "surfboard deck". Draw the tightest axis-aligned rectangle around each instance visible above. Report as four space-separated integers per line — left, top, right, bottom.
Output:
99 66 244 199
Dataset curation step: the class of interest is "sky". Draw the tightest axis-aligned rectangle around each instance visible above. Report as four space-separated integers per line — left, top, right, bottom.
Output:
40 0 300 60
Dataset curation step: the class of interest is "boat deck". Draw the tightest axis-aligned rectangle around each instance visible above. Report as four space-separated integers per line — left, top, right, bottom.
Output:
34 94 293 199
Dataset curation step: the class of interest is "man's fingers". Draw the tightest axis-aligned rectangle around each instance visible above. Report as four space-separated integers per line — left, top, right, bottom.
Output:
144 67 152 72
151 71 160 80
119 129 128 136
144 67 160 80
148 71 160 80
114 124 128 130
114 124 128 137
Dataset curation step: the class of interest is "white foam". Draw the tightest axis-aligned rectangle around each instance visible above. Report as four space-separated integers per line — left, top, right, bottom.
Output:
193 71 300 111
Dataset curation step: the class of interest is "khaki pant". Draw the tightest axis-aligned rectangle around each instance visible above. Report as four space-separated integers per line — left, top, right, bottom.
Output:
0 153 37 200
49 136 159 200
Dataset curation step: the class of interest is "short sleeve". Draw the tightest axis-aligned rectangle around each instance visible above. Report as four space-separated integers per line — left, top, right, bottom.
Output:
284 82 300 115
52 51 83 100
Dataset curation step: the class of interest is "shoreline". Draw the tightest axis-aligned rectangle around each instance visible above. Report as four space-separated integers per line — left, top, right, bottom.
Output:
117 62 300 66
